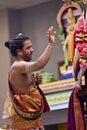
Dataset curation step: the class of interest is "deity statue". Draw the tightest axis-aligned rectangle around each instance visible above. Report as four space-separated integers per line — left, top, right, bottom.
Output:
57 1 82 79
63 8 76 66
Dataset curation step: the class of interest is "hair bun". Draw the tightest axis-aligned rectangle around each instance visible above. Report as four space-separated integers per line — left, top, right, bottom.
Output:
4 41 11 49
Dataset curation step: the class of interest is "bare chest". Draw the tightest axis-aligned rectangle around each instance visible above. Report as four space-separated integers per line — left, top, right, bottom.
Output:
10 73 34 94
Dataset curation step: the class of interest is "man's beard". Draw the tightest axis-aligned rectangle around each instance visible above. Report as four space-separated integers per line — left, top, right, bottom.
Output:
23 54 32 62
21 50 33 62
23 56 32 62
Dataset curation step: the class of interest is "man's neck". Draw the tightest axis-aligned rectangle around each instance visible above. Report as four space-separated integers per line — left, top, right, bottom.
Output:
16 57 24 61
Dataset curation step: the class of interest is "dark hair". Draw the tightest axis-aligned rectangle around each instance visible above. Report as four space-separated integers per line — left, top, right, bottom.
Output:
5 33 29 57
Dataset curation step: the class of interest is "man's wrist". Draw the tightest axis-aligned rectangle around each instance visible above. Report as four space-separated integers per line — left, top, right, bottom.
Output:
48 43 54 48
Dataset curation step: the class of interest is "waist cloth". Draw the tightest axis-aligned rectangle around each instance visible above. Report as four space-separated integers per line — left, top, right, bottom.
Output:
8 78 50 129
67 87 85 130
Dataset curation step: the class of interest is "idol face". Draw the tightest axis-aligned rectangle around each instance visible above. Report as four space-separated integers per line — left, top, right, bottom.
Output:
21 40 34 62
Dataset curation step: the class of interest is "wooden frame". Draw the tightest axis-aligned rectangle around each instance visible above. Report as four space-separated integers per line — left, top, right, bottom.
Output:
57 1 82 29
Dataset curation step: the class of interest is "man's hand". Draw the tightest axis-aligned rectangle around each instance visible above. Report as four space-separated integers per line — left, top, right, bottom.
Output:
47 26 56 44
32 73 42 85
35 73 42 85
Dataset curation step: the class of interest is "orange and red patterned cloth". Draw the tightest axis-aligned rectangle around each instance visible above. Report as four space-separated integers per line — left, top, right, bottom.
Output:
8 75 50 130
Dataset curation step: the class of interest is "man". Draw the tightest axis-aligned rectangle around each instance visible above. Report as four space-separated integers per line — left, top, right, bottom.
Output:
5 26 56 130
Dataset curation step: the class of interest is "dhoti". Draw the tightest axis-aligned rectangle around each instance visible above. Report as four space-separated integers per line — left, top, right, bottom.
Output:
10 87 44 130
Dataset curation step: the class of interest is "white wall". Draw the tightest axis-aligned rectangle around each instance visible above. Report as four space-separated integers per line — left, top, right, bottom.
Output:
0 9 10 124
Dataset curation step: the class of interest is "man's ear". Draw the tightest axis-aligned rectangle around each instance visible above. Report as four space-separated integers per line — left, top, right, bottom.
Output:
16 49 22 56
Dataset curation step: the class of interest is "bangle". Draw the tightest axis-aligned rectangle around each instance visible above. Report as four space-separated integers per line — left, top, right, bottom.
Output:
49 42 54 45
48 43 53 48
48 45 53 48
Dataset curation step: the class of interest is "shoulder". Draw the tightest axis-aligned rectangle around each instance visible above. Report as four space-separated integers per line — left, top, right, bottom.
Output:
12 61 26 68
11 61 35 73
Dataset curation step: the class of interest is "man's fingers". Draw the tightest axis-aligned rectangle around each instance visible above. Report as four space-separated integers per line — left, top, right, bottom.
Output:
47 26 56 36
